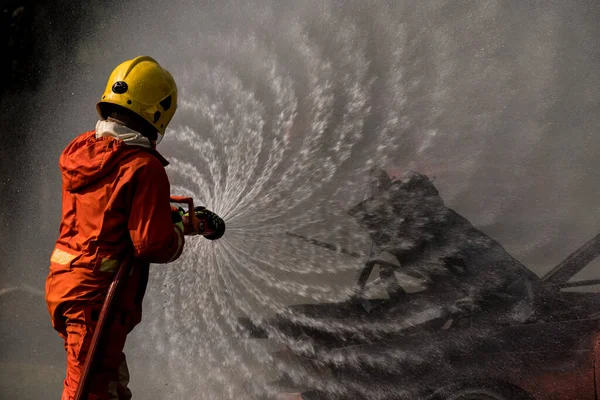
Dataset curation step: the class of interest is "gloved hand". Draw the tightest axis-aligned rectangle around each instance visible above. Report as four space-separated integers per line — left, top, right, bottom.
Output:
183 206 225 240
170 206 186 233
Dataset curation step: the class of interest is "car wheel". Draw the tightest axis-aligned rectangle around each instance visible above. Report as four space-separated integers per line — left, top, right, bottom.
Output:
433 382 533 400
445 388 513 400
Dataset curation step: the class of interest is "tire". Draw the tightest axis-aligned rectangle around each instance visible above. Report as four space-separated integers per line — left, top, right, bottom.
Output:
432 382 533 400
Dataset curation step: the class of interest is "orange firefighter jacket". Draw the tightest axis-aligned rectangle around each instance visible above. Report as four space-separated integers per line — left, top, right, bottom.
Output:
45 130 184 328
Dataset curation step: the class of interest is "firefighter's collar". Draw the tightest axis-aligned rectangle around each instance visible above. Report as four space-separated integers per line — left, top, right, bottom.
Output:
95 119 152 149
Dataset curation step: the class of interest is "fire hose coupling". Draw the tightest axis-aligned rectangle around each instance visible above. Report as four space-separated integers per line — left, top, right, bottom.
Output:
169 196 226 240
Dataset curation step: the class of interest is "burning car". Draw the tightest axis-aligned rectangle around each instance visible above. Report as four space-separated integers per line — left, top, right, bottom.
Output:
239 171 600 399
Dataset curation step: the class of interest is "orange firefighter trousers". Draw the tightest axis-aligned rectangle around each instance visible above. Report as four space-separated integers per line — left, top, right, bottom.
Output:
53 303 133 400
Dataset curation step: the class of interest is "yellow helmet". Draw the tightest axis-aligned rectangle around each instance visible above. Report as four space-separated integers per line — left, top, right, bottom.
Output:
97 56 177 142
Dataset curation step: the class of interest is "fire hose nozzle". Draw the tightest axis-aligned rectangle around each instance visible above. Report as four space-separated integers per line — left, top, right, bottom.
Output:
170 196 225 239
190 206 226 240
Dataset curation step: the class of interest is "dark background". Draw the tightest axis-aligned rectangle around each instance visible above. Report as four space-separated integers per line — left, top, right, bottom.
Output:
1 2 121 398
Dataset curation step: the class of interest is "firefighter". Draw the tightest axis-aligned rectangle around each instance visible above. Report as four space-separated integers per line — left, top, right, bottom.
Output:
45 56 189 399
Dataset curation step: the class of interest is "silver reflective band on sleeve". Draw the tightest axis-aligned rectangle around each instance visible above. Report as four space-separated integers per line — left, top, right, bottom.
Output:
166 226 184 263
50 248 78 265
